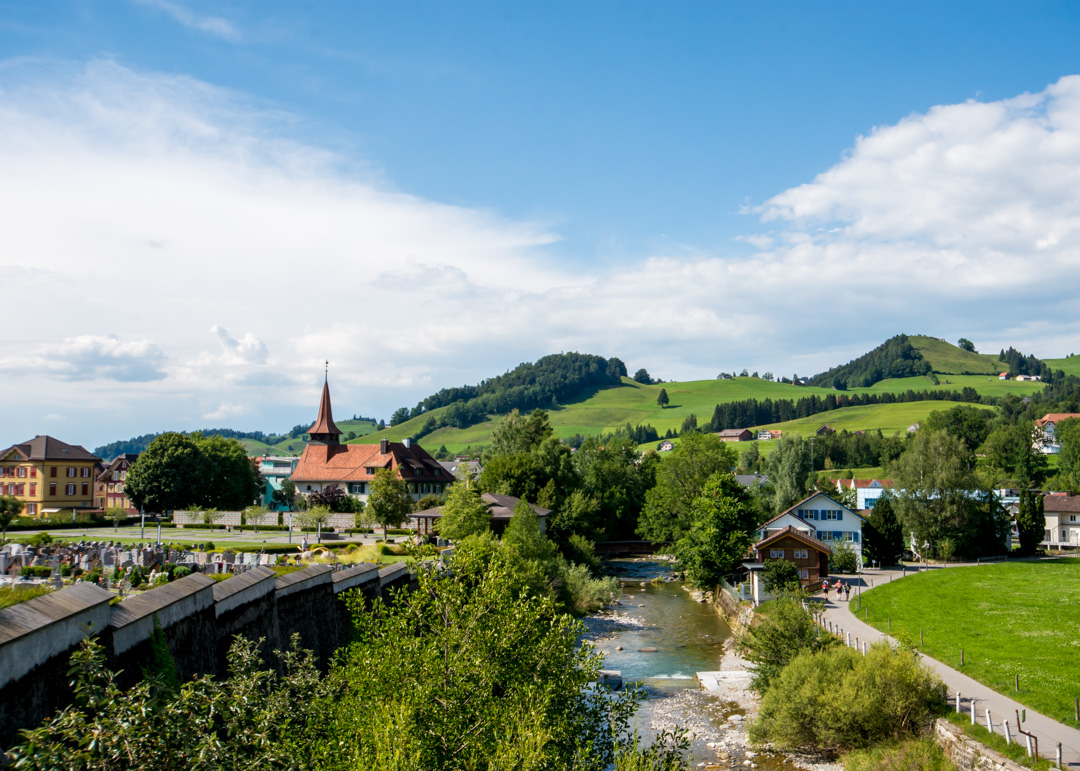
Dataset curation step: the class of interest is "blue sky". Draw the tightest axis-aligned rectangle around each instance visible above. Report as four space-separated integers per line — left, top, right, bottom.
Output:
4 1 1080 449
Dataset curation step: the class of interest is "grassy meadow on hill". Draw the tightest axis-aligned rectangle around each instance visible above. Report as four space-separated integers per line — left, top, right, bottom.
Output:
239 336 1049 458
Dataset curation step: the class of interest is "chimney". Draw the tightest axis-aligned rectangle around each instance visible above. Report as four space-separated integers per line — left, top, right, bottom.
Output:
403 438 412 449
380 438 389 454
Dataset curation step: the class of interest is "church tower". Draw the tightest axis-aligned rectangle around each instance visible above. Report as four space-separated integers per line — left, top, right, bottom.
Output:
307 369 342 446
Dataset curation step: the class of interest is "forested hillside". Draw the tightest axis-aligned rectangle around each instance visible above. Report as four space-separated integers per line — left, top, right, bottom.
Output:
808 334 931 389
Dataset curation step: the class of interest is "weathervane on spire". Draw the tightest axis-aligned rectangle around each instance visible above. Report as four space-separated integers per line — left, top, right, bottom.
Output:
325 359 329 380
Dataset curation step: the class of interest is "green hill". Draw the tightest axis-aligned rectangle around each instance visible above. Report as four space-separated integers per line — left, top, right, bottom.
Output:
1043 356 1080 378
907 335 1004 375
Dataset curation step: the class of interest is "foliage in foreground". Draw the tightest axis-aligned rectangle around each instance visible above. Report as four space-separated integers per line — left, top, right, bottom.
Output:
0 584 52 610
9 635 330 770
10 559 684 771
736 593 837 693
750 643 946 757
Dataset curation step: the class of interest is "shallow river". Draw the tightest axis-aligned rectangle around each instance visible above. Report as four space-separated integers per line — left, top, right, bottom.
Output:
587 559 798 770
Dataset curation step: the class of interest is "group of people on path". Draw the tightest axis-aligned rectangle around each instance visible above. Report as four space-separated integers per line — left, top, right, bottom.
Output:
822 578 850 602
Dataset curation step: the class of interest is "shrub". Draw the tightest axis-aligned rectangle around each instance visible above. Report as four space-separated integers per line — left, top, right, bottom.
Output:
563 533 603 575
762 559 801 593
19 566 53 578
60 564 72 577
737 593 836 693
173 567 192 580
832 541 859 573
558 560 619 615
27 532 54 547
751 643 946 756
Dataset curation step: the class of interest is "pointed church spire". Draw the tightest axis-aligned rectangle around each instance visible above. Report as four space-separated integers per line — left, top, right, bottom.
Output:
307 368 341 445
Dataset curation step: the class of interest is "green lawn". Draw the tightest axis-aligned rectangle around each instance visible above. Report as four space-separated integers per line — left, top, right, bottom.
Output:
908 335 1006 375
1043 356 1080 378
754 400 995 438
856 560 1080 727
864 374 1044 398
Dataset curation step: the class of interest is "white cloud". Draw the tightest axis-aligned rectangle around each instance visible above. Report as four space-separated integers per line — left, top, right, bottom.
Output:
5 59 1080 447
0 335 167 383
133 0 242 42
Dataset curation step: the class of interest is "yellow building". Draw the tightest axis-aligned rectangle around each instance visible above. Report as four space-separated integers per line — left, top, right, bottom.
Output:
0 435 102 517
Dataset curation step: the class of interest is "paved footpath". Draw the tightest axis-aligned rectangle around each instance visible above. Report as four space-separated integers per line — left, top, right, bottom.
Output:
820 566 1080 769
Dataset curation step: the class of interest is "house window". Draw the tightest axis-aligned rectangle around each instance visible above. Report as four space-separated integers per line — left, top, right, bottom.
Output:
18 467 27 478
112 471 119 481
67 467 76 477
82 467 90 478
17 484 25 495
29 467 37 477
793 549 808 559
50 482 57 496
1063 530 1068 541
28 483 36 496
1045 529 1052 542
799 569 809 580
50 466 57 477
26 503 36 515
66 483 75 495
770 548 785 559
81 483 89 496
1071 515 1077 523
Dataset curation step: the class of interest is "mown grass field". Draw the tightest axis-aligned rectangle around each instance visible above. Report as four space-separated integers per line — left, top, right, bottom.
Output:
856 560 1080 728
1044 356 1080 378
908 335 1006 375
754 400 996 437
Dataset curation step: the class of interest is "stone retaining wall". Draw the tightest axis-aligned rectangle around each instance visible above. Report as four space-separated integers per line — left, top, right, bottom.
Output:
935 718 1029 771
0 560 407 749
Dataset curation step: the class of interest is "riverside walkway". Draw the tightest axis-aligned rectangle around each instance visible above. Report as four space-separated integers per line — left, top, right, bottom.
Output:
819 566 1080 768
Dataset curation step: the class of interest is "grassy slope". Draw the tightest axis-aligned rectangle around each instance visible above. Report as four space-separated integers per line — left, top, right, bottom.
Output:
1043 356 1080 377
753 400 996 437
857 560 1080 727
908 335 1005 375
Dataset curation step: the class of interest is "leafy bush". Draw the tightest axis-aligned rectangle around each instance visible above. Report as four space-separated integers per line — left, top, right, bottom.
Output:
19 566 53 578
737 593 837 693
563 533 603 575
832 541 859 573
559 560 619 615
762 559 801 592
0 585 52 610
173 567 192 580
751 643 946 756
27 532 54 547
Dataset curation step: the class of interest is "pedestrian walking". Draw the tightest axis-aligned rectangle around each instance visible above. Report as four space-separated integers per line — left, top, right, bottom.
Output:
844 584 850 602
822 578 829 595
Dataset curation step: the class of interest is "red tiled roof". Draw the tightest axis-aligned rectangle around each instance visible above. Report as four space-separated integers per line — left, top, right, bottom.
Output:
754 525 831 553
292 441 446 484
1036 413 1080 428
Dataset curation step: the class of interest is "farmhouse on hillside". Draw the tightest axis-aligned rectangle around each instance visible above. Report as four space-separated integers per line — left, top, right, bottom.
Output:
717 428 752 442
291 377 451 504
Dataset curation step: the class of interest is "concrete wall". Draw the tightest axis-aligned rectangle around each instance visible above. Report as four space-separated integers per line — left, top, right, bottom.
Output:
0 560 408 749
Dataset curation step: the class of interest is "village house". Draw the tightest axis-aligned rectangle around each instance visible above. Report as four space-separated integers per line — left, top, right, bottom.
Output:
656 440 675 452
999 372 1009 380
830 478 893 510
756 491 865 557
717 428 752 442
815 424 835 436
743 526 832 603
256 455 300 509
94 453 138 513
412 492 549 539
1041 493 1080 550
756 429 782 441
0 436 102 517
290 378 451 504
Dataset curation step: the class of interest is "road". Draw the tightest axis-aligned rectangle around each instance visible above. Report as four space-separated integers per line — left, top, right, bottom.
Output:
820 565 1080 768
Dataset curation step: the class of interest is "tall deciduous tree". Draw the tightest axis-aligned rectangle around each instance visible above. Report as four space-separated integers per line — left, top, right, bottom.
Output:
637 432 737 543
573 435 658 540
676 472 758 588
984 423 1046 485
1055 418 1080 490
763 434 812 514
889 429 1007 558
366 468 413 540
0 495 25 544
436 476 490 542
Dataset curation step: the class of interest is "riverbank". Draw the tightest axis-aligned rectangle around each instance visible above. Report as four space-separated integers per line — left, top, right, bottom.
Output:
585 558 839 770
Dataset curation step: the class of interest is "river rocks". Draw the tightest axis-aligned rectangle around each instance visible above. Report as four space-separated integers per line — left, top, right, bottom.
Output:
638 646 658 652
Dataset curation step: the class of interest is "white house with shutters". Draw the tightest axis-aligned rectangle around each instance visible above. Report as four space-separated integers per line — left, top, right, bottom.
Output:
757 491 865 558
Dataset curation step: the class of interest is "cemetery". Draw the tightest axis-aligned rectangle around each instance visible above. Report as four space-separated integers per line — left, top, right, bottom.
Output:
0 537 412 749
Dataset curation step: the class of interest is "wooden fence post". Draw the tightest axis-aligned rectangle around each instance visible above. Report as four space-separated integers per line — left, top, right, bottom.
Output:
961 648 964 666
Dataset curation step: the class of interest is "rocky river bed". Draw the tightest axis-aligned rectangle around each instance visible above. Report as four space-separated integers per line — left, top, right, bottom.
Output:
584 559 840 771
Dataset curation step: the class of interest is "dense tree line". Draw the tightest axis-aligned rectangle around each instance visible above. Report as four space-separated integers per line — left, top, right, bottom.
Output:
703 386 983 433
391 353 627 430
806 334 931 389
998 346 1052 378
96 427 284 459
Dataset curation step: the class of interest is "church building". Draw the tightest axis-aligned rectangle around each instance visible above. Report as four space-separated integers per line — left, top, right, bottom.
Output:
290 377 451 503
